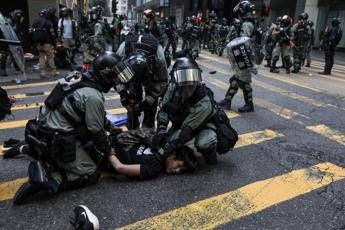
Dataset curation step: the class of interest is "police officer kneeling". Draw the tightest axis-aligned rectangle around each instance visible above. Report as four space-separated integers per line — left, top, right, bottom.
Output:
154 57 238 165
13 51 122 205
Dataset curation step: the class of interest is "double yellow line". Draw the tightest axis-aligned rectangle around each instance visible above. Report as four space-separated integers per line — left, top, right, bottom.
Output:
119 162 345 229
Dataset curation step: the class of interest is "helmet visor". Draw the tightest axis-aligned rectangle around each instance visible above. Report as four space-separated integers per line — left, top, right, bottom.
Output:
114 60 135 83
172 68 202 86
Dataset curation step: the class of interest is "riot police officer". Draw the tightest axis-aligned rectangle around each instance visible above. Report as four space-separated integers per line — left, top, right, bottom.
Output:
13 51 122 205
319 18 343 75
164 18 178 59
155 58 217 165
209 17 219 54
218 0 256 113
115 33 169 129
89 6 112 50
0 10 24 76
291 13 309 73
216 18 230 56
305 20 315 67
270 15 293 74
143 9 164 45
184 15 201 59
263 16 281 68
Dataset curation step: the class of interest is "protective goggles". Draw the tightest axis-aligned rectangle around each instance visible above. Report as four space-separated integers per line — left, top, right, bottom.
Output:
172 68 202 86
114 60 135 83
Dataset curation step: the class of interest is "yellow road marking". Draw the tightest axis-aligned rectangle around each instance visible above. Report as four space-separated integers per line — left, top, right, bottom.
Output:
0 129 282 202
0 178 29 201
235 129 283 148
119 162 345 229
11 91 51 99
0 145 3 156
11 95 120 111
2 81 56 90
206 77 310 122
0 105 126 130
306 124 345 146
0 119 29 130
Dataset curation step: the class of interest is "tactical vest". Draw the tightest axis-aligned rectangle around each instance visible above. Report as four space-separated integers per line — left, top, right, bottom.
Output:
44 72 102 127
191 25 200 38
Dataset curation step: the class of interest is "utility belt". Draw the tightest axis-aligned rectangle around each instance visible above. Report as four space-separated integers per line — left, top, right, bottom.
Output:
25 119 77 164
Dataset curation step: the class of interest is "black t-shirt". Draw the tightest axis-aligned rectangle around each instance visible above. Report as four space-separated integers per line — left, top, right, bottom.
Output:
112 142 163 180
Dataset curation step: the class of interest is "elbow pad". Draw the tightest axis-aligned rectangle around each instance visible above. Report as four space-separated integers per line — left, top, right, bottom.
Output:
92 130 111 155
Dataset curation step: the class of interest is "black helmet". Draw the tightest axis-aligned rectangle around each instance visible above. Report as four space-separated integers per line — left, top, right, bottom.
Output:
221 17 228 25
90 6 102 21
275 16 282 25
90 51 122 93
298 12 308 20
60 7 71 17
233 0 255 16
332 17 341 26
171 57 202 102
307 20 314 27
114 53 148 83
11 10 24 23
39 8 49 17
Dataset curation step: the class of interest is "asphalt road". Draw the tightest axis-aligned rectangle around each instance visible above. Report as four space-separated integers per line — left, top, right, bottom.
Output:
1 51 345 230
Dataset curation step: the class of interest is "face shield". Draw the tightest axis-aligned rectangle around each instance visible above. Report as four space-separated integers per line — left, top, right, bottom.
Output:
114 59 135 83
172 68 202 102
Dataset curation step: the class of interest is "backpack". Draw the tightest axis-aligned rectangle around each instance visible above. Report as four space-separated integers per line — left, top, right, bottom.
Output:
0 87 12 121
204 86 239 154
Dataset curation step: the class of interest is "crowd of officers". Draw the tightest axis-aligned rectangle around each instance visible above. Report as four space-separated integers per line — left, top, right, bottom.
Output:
0 1 343 220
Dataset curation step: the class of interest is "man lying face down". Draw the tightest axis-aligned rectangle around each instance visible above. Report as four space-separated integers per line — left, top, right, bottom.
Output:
107 128 198 180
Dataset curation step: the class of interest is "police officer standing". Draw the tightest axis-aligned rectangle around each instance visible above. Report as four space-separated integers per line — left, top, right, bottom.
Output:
218 0 256 113
58 7 77 65
319 18 343 75
115 33 168 129
216 18 230 56
31 9 57 78
12 51 123 205
164 18 178 59
263 17 281 68
184 16 201 59
89 6 112 50
291 13 309 73
305 20 315 67
270 15 293 74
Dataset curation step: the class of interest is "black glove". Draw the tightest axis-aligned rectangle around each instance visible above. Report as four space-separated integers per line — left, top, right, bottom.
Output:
158 139 178 159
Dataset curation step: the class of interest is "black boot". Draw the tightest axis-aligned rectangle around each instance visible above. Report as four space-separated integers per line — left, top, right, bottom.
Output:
217 99 232 110
13 182 42 205
291 68 299 73
238 102 254 113
270 60 279 73
3 142 27 159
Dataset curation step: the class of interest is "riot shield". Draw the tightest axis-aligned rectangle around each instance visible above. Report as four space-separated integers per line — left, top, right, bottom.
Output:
226 36 256 73
0 12 25 73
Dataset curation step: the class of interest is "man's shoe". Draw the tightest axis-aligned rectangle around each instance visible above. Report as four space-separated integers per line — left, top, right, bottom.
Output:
217 99 231 110
3 142 24 159
71 205 100 230
318 71 330 75
270 68 279 73
3 138 21 148
238 104 254 113
13 182 41 205
305 63 310 67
